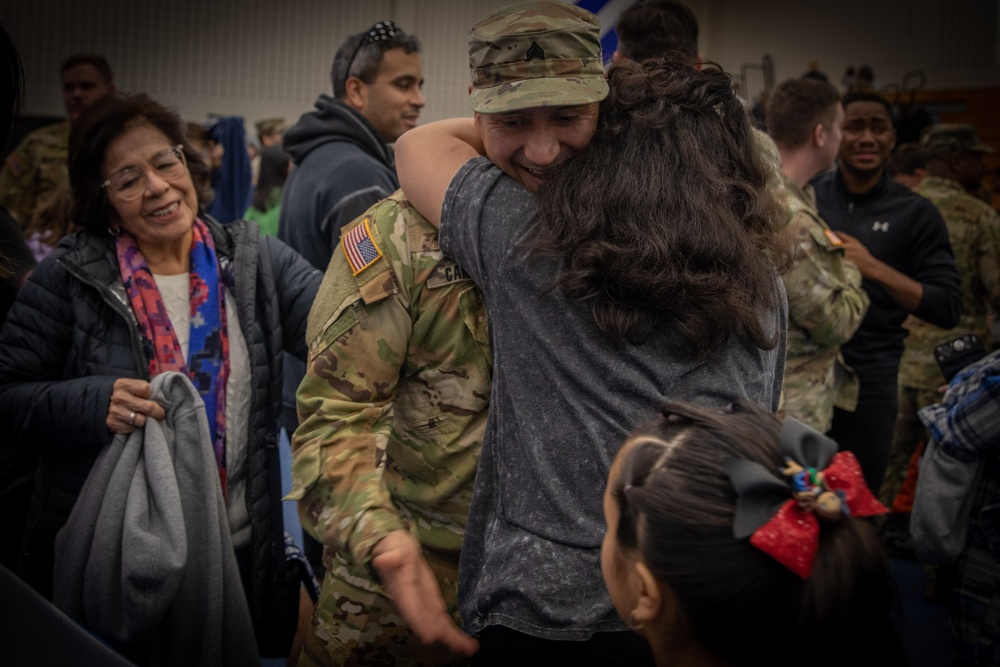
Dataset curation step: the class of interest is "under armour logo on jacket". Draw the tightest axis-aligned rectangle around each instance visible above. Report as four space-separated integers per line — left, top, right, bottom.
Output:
873 221 890 232
526 42 545 61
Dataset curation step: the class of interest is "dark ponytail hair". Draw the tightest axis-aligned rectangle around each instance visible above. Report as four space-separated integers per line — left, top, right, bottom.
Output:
531 57 789 357
612 399 907 667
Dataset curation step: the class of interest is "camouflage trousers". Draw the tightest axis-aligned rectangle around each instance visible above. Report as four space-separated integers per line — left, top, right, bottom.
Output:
879 386 941 507
296 546 470 667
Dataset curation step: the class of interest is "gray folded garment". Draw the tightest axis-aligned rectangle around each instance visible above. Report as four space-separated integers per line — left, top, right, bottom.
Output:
53 371 259 666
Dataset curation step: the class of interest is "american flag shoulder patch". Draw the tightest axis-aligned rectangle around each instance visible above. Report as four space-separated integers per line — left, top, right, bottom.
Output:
824 229 844 247
342 217 383 275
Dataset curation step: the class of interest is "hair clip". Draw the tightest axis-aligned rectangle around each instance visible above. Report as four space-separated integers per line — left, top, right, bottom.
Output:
723 419 886 578
781 458 847 522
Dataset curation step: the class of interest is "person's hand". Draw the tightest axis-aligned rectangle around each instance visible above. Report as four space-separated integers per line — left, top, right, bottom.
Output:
371 530 479 657
836 232 877 277
106 378 166 434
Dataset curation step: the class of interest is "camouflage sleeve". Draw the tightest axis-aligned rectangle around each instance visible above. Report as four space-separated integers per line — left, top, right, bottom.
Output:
286 227 412 570
783 212 870 347
0 138 41 228
975 207 1000 314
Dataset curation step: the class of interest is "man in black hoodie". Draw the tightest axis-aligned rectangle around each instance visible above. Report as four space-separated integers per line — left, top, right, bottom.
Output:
279 21 424 271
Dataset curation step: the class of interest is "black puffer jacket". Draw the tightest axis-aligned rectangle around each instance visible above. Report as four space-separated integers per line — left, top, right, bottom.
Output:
0 217 320 632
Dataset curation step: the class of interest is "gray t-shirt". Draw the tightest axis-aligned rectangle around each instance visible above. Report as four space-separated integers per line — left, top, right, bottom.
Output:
441 157 787 640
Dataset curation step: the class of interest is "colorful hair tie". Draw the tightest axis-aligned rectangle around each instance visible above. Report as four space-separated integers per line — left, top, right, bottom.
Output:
723 418 887 578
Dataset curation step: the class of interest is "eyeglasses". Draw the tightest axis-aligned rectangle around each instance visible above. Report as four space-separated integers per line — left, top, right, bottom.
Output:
342 20 399 89
101 145 187 201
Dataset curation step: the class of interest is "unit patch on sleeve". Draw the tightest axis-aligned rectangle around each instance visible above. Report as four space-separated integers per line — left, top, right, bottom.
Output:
342 217 383 275
824 229 844 247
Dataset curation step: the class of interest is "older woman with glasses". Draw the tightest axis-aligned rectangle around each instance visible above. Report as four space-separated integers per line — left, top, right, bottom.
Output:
0 93 322 660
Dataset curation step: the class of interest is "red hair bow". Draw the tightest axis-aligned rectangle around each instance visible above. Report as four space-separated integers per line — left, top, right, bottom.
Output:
725 419 887 579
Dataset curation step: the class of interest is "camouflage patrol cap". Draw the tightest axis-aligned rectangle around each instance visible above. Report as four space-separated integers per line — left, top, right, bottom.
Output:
255 116 287 136
468 1 609 113
920 123 994 158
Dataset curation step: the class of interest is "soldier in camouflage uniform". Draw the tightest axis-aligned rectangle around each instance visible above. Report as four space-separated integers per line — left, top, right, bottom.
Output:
0 53 114 228
882 124 1000 505
287 190 490 666
766 78 870 433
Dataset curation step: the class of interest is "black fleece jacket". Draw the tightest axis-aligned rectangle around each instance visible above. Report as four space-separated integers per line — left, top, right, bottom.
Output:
278 95 397 271
813 169 962 379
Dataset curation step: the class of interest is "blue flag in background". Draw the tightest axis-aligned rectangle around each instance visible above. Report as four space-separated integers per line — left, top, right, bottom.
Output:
574 0 639 63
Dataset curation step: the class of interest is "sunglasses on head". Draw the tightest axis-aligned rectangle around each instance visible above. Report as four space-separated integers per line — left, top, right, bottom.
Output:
342 20 399 89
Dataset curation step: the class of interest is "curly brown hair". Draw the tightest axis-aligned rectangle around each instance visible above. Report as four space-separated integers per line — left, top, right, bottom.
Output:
531 57 789 358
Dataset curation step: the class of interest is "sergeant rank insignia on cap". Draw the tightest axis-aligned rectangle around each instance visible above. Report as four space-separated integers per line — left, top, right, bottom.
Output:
342 217 383 275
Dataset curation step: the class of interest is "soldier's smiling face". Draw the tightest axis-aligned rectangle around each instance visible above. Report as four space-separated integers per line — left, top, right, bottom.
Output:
474 103 598 193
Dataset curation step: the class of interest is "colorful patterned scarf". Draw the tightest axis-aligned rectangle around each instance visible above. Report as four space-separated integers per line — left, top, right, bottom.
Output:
116 217 230 496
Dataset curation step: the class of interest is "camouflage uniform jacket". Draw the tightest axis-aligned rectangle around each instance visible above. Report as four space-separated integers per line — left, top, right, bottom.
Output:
287 190 491 578
899 176 1000 391
779 176 869 432
0 121 69 229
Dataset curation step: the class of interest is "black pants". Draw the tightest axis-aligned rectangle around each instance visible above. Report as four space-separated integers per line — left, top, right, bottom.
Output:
472 626 655 667
828 376 898 493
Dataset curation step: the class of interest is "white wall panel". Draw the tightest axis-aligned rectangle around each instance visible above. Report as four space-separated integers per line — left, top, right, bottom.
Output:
2 0 996 136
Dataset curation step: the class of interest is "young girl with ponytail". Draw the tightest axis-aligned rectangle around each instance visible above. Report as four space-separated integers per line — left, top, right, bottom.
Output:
602 398 909 667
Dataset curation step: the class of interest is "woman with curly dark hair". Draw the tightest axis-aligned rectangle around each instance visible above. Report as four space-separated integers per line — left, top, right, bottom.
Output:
527 57 789 356
393 28 788 661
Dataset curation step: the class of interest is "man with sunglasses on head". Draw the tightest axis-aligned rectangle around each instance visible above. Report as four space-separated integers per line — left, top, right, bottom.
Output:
277 21 425 589
279 21 424 272
283 18 484 667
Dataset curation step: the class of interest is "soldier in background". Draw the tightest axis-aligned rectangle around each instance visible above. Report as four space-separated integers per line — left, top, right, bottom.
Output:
0 53 115 228
288 187 489 665
255 115 286 149
888 142 927 189
883 124 1000 506
249 116 286 187
766 77 869 433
